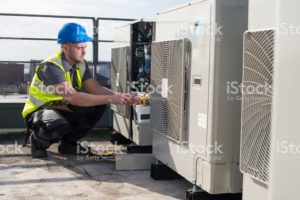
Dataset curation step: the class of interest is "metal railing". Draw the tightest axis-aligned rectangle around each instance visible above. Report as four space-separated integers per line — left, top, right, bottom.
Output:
0 13 135 94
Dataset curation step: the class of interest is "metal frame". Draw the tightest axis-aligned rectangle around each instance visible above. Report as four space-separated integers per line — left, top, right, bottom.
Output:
0 13 135 74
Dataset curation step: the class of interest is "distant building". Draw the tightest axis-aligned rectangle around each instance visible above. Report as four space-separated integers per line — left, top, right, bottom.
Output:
0 64 24 84
0 63 26 94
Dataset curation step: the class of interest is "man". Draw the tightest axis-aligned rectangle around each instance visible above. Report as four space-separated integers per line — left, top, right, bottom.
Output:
22 22 136 158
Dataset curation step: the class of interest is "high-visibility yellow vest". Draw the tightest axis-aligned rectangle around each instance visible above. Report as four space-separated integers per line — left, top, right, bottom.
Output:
22 51 86 118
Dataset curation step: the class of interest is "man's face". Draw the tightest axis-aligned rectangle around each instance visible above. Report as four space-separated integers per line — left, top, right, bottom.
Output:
63 42 87 64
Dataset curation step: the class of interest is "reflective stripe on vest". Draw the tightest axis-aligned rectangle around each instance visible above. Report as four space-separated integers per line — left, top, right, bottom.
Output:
22 51 86 118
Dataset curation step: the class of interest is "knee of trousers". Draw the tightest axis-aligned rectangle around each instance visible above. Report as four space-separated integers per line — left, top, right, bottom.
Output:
33 123 69 149
35 121 70 142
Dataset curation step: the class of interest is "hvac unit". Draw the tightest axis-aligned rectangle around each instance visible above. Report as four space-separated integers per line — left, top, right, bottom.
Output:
268 1 300 200
239 0 277 200
111 20 155 146
151 0 248 195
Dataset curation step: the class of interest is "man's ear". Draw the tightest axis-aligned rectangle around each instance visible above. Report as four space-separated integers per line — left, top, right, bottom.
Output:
61 44 68 52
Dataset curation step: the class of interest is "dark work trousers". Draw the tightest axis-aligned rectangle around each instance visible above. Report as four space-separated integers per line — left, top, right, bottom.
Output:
25 105 106 150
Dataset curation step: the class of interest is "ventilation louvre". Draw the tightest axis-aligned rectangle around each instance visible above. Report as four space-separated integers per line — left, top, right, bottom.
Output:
111 47 130 117
240 30 274 184
150 39 190 142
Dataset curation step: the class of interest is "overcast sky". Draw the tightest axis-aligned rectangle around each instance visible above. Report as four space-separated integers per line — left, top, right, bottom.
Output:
0 0 189 62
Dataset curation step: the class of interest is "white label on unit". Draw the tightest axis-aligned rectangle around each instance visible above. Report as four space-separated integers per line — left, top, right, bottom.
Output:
116 73 120 87
162 78 168 98
198 113 207 129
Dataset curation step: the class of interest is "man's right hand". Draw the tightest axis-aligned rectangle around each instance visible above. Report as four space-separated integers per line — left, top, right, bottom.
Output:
109 93 136 105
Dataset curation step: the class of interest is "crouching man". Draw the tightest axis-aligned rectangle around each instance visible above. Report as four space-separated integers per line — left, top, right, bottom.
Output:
22 23 137 158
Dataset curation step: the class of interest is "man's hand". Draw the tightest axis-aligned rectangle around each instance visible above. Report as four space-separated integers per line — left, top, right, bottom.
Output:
131 95 140 105
110 93 137 105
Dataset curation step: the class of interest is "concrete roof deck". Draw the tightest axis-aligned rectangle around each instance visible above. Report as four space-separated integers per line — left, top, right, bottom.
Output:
0 130 191 200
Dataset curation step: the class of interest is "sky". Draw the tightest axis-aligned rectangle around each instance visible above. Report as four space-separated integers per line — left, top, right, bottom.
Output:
0 0 189 62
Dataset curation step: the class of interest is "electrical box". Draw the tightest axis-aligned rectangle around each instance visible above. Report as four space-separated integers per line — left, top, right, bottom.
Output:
111 19 155 146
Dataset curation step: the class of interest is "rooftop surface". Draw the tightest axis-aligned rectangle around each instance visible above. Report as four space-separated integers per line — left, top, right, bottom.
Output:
0 130 191 200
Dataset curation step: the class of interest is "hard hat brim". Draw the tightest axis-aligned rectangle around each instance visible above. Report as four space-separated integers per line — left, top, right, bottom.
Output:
57 36 93 44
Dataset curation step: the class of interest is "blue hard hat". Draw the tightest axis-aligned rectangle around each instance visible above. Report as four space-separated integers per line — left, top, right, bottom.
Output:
57 22 93 44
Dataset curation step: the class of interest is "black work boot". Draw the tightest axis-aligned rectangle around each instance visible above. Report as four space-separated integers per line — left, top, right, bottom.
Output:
30 134 48 158
58 141 97 156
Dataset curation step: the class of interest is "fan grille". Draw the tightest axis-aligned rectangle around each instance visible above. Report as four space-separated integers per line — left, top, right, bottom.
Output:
150 39 190 142
240 30 274 184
